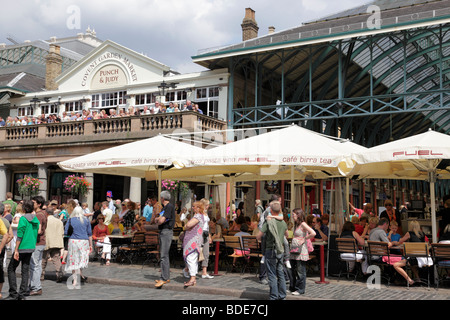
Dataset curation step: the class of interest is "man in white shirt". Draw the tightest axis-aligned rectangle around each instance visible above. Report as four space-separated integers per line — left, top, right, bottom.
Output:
101 201 113 226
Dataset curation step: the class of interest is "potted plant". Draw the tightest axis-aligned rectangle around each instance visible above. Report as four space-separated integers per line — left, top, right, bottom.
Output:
17 175 42 198
63 175 91 197
162 179 190 200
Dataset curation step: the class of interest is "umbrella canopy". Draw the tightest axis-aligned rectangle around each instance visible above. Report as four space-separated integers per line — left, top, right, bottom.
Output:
58 135 209 178
348 129 450 243
193 124 366 179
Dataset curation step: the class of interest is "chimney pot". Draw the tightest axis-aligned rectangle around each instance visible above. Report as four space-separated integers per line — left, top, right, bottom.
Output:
241 7 259 41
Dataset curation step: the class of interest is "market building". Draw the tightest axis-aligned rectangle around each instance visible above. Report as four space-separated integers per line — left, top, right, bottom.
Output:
0 29 228 205
192 0 450 222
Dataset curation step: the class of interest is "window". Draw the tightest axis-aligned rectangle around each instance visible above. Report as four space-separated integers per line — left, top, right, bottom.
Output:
196 88 207 99
209 87 219 97
65 101 82 113
40 104 59 116
95 90 127 108
17 107 34 117
135 94 146 106
91 94 100 108
135 93 157 106
195 86 221 119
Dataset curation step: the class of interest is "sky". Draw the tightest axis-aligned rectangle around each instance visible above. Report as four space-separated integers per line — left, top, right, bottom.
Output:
1 0 371 73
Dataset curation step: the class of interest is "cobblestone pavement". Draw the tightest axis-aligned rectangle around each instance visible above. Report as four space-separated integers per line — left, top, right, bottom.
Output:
2 256 450 301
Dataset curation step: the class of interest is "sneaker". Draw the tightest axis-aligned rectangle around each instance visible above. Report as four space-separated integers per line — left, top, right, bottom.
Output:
202 274 214 279
292 291 300 296
183 269 190 278
259 278 269 285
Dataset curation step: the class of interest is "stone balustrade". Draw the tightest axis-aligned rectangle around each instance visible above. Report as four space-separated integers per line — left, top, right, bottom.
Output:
0 112 226 147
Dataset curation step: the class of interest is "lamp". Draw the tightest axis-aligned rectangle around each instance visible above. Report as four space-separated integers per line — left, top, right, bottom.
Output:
29 96 41 107
235 183 253 194
158 80 178 97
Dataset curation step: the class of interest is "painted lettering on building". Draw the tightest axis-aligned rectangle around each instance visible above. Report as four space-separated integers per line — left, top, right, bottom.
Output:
81 51 138 87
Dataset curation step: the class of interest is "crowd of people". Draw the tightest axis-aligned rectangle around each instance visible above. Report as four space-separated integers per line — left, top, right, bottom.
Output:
0 100 204 128
341 196 450 287
0 188 449 300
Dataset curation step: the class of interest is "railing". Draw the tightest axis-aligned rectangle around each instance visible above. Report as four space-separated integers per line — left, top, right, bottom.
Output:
0 112 226 147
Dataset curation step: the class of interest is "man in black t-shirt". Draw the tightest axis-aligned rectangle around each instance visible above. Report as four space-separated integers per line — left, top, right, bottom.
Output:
154 191 175 288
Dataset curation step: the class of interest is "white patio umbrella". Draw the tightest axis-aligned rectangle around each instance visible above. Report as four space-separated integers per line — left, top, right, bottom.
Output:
348 129 450 243
57 134 214 196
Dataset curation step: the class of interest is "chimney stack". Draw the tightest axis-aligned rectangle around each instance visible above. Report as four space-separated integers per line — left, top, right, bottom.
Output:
241 8 259 41
45 44 62 91
268 26 275 34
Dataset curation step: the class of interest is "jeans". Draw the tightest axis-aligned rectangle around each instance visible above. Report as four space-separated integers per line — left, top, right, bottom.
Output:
8 252 32 299
159 228 173 281
0 247 5 283
29 245 45 291
290 259 307 294
265 249 286 300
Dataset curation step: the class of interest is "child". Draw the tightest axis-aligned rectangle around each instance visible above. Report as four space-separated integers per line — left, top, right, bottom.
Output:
82 203 93 221
388 220 402 255
388 220 401 243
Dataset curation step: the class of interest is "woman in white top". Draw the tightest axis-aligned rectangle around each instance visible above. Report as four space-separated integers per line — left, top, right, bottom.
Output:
288 208 316 295
200 198 214 279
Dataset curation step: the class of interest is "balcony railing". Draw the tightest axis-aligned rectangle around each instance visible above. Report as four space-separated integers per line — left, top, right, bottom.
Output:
0 112 226 147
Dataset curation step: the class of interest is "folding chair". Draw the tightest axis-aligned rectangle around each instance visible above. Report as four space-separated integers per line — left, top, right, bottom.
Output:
366 241 395 286
223 236 246 273
117 232 145 264
403 242 432 289
142 231 160 268
241 235 262 274
335 238 363 282
431 243 450 289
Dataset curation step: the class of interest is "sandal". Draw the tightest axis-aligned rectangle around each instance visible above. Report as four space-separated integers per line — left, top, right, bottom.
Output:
106 260 110 266
184 280 196 287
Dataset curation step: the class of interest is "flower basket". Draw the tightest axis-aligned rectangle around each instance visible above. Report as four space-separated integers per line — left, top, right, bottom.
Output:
63 175 91 197
162 179 190 200
17 175 42 197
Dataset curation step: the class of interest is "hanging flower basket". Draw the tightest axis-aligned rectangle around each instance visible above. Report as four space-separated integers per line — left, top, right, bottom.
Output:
17 175 42 197
63 175 91 197
162 179 190 200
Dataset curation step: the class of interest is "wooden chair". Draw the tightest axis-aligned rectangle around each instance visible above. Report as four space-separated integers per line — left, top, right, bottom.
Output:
223 236 246 273
142 231 160 268
403 242 432 289
241 235 262 274
335 238 363 282
431 243 450 289
117 232 146 264
366 241 394 286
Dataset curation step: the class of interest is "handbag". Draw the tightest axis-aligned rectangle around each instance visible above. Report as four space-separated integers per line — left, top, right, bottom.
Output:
67 218 74 237
198 247 205 262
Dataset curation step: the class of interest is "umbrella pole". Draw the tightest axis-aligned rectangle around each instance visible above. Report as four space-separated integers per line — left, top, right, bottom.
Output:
346 177 350 221
158 168 162 198
290 166 295 212
430 175 437 244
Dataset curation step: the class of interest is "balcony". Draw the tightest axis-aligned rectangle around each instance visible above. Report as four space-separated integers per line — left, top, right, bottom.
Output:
0 112 226 166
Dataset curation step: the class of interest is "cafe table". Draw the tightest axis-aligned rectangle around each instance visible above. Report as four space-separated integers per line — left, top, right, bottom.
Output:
312 240 329 284
107 234 134 260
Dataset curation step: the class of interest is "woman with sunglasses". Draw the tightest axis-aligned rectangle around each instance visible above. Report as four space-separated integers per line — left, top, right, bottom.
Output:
380 200 400 232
